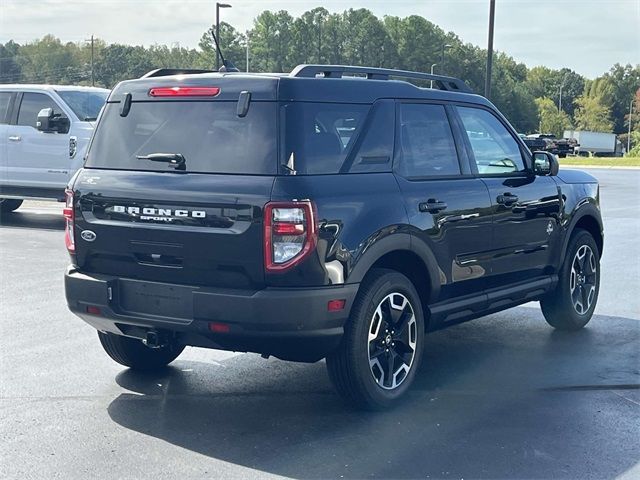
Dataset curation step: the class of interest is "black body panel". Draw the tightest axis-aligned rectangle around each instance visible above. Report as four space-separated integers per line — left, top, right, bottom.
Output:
64 66 604 363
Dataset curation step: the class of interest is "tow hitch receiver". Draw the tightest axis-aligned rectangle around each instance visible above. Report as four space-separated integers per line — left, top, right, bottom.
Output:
142 330 168 349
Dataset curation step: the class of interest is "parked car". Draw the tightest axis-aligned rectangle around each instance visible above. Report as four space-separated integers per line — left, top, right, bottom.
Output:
64 65 603 409
519 133 546 153
0 85 109 212
526 133 575 157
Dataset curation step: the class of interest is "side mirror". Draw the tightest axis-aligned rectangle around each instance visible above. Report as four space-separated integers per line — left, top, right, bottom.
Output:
532 151 559 176
36 108 54 132
36 108 70 134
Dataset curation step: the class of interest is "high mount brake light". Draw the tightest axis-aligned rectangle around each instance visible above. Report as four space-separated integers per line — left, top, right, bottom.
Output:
264 201 317 273
63 188 75 253
148 87 221 97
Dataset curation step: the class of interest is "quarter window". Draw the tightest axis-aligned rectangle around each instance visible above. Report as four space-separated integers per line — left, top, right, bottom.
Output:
17 93 64 128
397 103 460 177
457 106 525 174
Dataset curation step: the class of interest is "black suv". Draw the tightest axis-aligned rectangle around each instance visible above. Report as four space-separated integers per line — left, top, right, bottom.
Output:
64 65 603 409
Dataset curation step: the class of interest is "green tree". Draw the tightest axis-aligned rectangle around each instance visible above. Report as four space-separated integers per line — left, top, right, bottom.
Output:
535 97 572 137
199 21 246 70
0 41 23 83
602 64 640 133
573 94 614 132
290 7 330 65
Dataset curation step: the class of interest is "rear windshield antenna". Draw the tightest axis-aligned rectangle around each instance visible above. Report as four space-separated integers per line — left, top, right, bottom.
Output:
211 31 239 72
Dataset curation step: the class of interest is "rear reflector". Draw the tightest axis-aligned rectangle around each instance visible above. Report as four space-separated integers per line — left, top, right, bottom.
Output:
86 305 101 315
63 188 75 253
208 322 230 333
327 299 346 312
148 86 220 97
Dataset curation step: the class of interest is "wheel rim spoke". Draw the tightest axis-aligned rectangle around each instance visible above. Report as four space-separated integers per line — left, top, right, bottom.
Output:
367 292 417 390
569 244 597 315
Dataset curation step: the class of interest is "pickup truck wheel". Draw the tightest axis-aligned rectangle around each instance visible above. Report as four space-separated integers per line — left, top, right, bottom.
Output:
98 331 185 370
0 199 23 213
326 268 424 410
541 229 600 330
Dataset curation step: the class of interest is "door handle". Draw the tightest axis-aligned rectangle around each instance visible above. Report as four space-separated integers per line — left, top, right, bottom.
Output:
496 193 519 206
419 199 448 213
8 135 21 142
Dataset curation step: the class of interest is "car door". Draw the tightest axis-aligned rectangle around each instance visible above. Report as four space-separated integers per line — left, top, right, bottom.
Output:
6 92 71 190
394 102 493 307
454 105 561 289
0 91 17 187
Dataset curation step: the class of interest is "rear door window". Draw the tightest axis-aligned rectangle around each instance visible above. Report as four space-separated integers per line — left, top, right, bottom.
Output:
397 103 461 177
85 101 278 175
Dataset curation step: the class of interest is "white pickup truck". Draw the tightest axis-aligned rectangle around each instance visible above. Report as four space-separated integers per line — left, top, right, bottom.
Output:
0 85 109 212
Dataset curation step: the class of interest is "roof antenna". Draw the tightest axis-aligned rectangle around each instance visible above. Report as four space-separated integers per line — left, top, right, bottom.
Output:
211 30 239 72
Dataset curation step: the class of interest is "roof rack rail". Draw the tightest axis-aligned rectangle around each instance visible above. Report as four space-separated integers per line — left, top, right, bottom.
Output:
141 68 215 78
289 64 472 93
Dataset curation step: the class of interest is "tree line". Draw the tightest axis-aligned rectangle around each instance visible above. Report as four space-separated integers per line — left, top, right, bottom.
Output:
1 7 638 148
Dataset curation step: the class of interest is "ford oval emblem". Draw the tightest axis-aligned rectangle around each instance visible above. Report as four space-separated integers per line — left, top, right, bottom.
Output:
81 230 97 242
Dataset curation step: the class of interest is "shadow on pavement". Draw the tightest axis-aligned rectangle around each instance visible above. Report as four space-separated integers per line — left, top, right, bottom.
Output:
108 310 640 479
0 209 64 231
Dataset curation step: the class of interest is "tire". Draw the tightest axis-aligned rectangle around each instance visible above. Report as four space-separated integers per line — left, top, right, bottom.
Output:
0 199 23 213
558 153 567 158
98 331 185 371
541 229 600 331
326 268 425 410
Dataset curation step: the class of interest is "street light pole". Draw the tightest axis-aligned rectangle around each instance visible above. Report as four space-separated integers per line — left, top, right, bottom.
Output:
215 2 232 70
484 0 495 98
430 63 438 89
246 32 250 72
440 44 451 74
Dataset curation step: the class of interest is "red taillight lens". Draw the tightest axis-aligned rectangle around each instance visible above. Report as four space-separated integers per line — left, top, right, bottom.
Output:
64 188 75 253
148 86 220 97
264 201 317 273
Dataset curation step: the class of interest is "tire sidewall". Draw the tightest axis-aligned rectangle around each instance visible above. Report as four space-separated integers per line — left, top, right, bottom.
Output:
350 272 425 407
557 230 601 328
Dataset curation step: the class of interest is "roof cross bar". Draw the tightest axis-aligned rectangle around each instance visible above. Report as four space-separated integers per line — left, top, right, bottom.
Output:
289 64 472 93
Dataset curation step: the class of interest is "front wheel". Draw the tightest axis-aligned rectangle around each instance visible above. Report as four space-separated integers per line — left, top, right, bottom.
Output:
98 331 185 371
541 229 600 330
326 268 425 410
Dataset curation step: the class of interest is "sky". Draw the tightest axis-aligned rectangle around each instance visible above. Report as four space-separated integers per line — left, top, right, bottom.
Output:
1 0 638 78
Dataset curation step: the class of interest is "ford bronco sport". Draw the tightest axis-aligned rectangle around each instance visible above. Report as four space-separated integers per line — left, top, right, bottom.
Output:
64 65 603 409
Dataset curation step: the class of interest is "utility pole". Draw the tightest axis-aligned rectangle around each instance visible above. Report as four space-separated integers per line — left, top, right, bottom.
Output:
85 35 95 86
215 3 232 70
628 98 634 155
484 0 495 99
558 73 568 112
441 44 451 74
430 63 437 89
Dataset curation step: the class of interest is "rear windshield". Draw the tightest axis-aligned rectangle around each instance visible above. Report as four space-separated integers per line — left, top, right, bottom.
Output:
56 90 108 121
85 101 278 175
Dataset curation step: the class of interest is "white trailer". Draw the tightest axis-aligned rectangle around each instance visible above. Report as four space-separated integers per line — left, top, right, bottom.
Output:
564 130 619 155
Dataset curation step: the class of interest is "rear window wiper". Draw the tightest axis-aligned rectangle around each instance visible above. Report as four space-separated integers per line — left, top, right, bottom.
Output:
136 153 186 171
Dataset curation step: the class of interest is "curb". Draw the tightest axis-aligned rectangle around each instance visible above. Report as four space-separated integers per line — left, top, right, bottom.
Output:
559 165 640 170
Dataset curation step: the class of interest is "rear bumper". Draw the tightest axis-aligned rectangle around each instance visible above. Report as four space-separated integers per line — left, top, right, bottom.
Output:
64 267 359 362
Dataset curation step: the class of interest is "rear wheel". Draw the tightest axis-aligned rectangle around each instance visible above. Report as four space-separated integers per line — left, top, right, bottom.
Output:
326 268 425 410
0 199 23 213
98 331 184 370
541 229 600 330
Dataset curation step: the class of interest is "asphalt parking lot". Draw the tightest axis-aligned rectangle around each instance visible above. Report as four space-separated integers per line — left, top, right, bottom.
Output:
1 168 638 479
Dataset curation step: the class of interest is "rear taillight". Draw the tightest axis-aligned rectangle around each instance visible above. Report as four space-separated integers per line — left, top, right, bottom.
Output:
63 188 75 253
264 201 317 273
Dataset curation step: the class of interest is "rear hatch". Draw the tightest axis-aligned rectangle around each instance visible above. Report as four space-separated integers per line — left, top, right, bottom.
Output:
72 76 279 290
